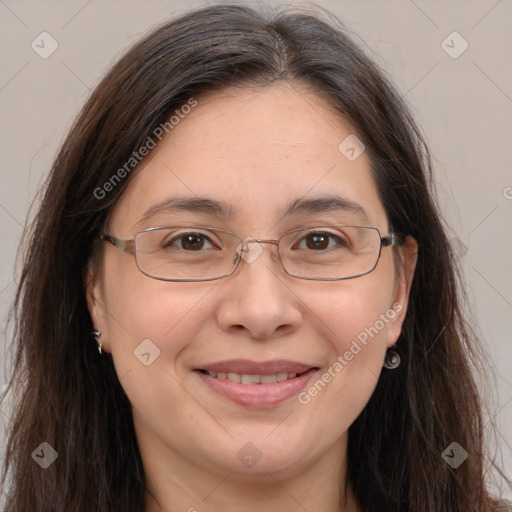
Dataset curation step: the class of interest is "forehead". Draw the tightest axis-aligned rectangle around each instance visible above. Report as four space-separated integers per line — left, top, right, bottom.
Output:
108 83 388 234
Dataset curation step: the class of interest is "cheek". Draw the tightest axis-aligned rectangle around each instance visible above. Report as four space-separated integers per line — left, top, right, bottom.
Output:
310 270 395 354
327 294 389 380
101 254 215 381
101 275 219 445
299 267 397 406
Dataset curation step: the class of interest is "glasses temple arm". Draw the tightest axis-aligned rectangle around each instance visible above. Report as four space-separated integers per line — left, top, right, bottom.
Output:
100 233 135 254
381 232 405 247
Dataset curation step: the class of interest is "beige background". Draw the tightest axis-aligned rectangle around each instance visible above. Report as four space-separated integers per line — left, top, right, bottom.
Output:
0 0 511 496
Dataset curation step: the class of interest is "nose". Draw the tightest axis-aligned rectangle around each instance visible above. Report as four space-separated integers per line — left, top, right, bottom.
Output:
215 239 303 339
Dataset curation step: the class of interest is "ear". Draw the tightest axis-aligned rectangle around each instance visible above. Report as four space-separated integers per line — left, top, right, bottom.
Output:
385 235 418 348
85 262 111 353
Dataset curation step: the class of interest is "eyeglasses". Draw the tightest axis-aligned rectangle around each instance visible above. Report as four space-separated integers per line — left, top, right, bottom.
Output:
100 225 404 282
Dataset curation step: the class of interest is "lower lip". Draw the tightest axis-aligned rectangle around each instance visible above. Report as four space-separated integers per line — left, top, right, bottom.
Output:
195 369 319 408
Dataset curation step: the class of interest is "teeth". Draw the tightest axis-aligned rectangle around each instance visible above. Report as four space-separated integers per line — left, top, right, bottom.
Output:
241 374 260 384
204 370 304 384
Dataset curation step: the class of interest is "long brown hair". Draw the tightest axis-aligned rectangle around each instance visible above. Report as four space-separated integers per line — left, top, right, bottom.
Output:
1 4 509 511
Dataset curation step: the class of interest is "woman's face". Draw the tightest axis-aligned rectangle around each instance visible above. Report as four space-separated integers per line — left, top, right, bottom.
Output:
87 83 416 483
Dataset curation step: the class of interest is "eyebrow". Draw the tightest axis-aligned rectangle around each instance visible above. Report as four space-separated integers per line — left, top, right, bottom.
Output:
136 196 233 226
136 194 370 227
284 196 370 223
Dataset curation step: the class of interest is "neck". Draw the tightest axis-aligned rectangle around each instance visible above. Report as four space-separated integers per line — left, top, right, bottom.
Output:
142 435 359 512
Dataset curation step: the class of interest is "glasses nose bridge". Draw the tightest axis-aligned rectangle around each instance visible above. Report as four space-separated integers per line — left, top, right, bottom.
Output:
251 238 279 246
242 237 280 255
236 237 283 270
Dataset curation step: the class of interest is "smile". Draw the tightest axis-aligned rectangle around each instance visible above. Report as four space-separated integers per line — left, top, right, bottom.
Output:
194 360 319 408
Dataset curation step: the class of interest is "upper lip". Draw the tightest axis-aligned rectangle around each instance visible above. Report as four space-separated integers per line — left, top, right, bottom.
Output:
196 359 317 375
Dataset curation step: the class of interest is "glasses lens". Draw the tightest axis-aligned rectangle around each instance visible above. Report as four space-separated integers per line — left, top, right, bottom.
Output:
279 226 381 279
132 225 383 281
134 227 240 281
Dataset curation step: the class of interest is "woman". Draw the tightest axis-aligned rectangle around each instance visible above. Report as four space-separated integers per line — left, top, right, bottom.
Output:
1 4 510 511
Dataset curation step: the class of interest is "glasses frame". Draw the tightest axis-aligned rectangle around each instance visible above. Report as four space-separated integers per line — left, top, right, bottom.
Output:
100 225 404 282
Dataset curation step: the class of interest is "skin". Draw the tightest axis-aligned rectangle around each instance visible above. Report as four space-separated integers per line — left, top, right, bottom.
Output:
87 82 418 512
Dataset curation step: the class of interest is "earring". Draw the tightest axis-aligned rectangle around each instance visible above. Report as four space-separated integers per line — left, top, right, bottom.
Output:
91 329 102 354
383 349 400 369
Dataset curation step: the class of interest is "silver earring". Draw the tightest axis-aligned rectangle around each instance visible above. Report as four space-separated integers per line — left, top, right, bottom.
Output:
92 329 102 354
383 349 400 369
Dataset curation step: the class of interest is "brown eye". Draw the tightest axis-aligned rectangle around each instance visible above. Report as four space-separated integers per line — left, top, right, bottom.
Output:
163 232 214 251
305 233 329 250
299 232 345 251
181 234 205 250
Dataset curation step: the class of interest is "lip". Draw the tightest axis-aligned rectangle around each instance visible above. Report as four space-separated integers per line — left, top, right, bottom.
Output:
194 360 319 408
198 359 315 375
